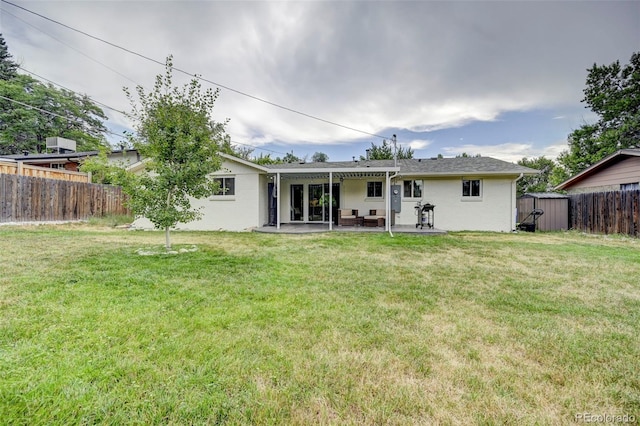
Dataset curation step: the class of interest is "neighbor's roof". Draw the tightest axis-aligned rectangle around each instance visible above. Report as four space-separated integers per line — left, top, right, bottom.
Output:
265 156 538 176
555 148 640 190
2 151 99 161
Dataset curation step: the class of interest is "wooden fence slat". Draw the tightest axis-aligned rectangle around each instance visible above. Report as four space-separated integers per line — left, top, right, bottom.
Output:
569 190 640 238
0 173 129 222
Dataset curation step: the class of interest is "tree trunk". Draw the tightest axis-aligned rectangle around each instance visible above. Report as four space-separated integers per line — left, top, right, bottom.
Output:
165 226 171 250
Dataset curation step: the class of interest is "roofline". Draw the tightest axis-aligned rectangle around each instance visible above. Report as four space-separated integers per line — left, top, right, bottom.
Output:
555 149 640 190
219 152 270 172
267 166 400 174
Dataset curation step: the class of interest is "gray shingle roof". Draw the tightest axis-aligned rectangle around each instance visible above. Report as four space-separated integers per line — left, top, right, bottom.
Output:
266 156 538 176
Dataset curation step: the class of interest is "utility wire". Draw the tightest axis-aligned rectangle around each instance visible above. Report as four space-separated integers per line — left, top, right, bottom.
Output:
2 0 389 140
19 66 130 118
2 7 140 86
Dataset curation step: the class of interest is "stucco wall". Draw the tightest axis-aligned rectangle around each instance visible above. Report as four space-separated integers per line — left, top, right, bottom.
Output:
131 159 264 232
394 176 517 232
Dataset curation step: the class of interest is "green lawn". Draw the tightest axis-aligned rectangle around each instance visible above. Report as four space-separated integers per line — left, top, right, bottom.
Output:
0 224 639 424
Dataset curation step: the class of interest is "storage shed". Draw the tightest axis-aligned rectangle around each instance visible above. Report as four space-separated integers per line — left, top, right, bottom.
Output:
517 193 569 231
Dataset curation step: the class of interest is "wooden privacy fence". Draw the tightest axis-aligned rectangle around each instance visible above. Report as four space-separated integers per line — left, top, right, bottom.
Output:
569 190 640 237
0 160 90 183
0 174 128 223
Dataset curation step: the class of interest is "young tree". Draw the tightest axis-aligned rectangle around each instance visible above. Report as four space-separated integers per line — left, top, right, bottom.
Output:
124 56 226 250
557 51 640 177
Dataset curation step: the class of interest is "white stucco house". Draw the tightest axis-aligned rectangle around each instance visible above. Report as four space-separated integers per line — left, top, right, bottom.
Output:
130 153 538 232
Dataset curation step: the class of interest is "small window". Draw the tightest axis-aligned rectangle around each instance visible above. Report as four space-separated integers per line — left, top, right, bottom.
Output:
403 180 423 198
620 182 639 191
367 181 383 198
214 177 235 196
462 179 481 197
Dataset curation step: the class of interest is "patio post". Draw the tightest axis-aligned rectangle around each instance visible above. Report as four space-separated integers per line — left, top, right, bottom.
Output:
385 171 390 232
329 172 333 231
276 172 281 229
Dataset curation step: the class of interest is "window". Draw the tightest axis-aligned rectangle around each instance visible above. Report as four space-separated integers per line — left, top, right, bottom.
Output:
403 180 423 198
213 177 235 196
621 182 639 191
462 179 481 197
367 181 383 198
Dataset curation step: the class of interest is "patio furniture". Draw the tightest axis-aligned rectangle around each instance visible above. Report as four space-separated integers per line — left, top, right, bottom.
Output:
363 209 386 227
338 209 359 226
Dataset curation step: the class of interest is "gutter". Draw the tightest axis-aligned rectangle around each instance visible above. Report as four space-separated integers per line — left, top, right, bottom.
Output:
388 171 400 237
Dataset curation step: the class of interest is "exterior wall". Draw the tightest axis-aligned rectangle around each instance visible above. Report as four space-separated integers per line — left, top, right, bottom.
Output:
394 176 517 232
131 159 264 231
565 157 640 193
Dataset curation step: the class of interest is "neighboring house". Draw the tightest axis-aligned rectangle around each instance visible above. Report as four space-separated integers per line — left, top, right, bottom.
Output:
556 148 640 193
131 153 538 232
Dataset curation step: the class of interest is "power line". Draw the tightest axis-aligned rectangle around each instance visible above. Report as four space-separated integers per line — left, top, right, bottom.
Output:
1 0 389 140
18 66 130 118
2 7 140 86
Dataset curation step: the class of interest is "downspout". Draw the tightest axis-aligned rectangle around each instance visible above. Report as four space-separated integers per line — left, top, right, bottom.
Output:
513 173 524 231
387 171 401 237
276 172 281 230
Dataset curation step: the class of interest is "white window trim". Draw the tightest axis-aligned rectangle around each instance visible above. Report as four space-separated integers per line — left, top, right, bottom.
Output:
461 178 483 201
403 179 423 199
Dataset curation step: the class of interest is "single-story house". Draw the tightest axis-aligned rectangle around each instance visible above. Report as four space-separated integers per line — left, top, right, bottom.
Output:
131 153 538 232
555 148 640 193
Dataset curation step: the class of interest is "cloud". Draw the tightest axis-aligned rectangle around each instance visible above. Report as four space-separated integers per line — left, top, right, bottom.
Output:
441 141 569 163
408 139 433 150
2 0 638 152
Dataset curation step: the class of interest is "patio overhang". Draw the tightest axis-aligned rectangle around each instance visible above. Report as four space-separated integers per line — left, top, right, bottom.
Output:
268 166 399 233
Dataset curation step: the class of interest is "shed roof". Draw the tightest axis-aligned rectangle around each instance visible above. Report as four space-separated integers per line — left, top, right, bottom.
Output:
520 192 569 199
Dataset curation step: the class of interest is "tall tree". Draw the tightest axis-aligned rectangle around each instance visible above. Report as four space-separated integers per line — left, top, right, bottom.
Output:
0 74 109 154
516 156 556 196
361 139 413 160
311 151 328 162
557 52 640 177
123 56 225 250
0 34 18 80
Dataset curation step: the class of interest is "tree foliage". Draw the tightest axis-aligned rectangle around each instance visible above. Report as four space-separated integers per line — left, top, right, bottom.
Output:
0 35 109 154
123 56 225 249
361 139 413 160
311 151 328 162
516 156 557 196
0 34 18 80
557 52 640 177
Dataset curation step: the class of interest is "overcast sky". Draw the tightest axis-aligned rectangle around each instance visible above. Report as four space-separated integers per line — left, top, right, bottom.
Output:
1 1 639 162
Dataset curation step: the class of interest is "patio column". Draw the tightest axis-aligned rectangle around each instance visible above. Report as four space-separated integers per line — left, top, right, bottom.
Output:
385 171 390 231
276 172 281 229
329 172 333 231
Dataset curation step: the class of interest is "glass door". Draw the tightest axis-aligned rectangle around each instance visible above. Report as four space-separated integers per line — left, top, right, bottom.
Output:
308 184 324 222
309 183 340 222
290 185 304 221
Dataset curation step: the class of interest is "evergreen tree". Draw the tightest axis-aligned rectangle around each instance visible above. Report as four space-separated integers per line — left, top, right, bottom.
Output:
0 34 18 80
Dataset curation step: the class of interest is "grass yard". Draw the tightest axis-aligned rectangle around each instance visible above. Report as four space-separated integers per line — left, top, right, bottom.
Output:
0 223 639 425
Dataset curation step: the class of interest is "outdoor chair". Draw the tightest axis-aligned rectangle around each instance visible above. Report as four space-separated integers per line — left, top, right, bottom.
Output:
338 209 358 226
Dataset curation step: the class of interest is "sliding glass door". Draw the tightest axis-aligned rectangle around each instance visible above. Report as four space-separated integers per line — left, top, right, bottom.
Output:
308 183 340 222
